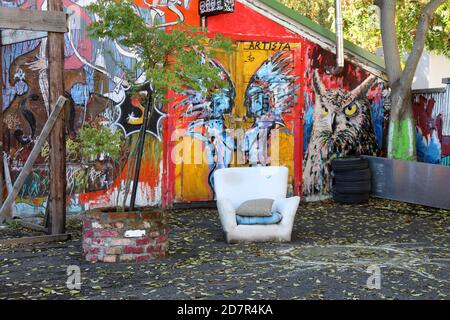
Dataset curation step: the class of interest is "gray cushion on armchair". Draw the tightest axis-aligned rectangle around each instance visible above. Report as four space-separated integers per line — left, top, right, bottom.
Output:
236 199 274 217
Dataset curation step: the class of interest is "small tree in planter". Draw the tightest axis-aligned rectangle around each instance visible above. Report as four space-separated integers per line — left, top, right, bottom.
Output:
82 0 233 262
78 124 124 192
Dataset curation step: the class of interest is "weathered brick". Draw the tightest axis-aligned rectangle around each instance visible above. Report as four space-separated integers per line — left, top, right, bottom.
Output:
143 221 151 228
115 222 124 229
110 238 134 246
83 208 167 263
87 247 102 254
91 221 104 229
136 237 151 246
127 221 146 229
119 254 135 262
136 254 152 262
108 212 136 221
148 231 160 238
96 230 119 238
103 255 117 263
84 229 94 238
141 211 161 220
149 222 163 231
91 238 105 245
156 234 168 243
85 254 99 262
124 246 144 254
146 245 161 253
153 251 166 258
105 246 122 255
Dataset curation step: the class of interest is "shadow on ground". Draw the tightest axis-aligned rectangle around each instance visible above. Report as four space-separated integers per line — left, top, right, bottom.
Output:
0 198 449 300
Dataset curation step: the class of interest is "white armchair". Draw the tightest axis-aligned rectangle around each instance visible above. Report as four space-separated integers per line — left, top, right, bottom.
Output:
214 166 300 243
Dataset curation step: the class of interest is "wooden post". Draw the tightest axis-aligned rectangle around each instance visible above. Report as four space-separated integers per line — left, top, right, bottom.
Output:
2 153 17 218
47 0 67 235
0 96 67 223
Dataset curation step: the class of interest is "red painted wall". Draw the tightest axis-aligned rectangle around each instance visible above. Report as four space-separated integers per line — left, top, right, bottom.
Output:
207 2 300 42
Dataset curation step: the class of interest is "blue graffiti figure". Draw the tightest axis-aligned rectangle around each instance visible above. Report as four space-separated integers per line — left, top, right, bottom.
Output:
185 118 235 196
174 58 235 195
243 51 298 166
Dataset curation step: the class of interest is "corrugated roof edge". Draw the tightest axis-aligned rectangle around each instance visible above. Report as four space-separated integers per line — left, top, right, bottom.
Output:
258 0 386 70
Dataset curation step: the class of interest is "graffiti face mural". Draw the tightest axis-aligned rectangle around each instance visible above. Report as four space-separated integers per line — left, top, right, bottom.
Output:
172 58 235 194
169 43 300 202
243 51 298 166
303 69 378 200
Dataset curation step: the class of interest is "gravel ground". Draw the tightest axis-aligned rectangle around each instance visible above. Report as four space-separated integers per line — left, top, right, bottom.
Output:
0 198 449 300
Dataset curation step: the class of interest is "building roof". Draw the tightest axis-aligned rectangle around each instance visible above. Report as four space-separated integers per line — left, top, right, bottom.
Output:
253 0 386 75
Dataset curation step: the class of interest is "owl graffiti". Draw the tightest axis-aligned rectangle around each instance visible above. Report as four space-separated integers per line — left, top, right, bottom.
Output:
303 69 378 200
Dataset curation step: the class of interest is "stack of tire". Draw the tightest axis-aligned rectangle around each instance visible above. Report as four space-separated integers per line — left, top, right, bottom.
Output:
331 157 371 204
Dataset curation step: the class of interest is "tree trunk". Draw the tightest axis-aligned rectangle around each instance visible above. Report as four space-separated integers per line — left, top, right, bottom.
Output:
387 86 416 160
375 0 445 160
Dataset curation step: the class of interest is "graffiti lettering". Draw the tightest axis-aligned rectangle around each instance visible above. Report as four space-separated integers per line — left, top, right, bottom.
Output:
245 41 291 51
199 0 235 16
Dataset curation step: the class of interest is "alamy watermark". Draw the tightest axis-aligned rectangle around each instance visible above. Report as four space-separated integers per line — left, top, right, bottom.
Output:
169 127 283 166
66 265 81 290
366 265 381 290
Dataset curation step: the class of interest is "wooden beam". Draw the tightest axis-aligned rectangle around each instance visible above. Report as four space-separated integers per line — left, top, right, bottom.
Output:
16 220 48 233
47 0 67 235
2 153 17 218
0 7 67 33
1 29 47 46
0 96 67 224
3 216 48 233
0 233 71 246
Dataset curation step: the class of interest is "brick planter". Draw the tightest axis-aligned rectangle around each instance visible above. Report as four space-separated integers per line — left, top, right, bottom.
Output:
82 207 169 263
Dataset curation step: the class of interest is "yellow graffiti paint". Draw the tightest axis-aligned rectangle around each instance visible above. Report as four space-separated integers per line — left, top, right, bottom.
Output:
173 41 298 202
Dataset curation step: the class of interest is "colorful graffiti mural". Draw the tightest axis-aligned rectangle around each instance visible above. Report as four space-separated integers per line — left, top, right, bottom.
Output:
413 85 450 166
1 0 199 215
2 0 392 211
168 42 301 203
302 45 386 200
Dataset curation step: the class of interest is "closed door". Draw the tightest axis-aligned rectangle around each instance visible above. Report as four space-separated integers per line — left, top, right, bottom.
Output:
167 40 303 204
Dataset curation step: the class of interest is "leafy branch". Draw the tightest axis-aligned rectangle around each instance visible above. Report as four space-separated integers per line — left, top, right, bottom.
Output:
87 0 234 98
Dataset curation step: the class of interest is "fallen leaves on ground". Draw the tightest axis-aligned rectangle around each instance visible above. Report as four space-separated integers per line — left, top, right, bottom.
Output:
0 198 448 300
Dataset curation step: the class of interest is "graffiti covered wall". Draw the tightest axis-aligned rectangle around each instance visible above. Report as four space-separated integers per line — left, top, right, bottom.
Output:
165 2 304 204
165 1 387 203
413 85 450 166
301 43 387 200
1 0 199 216
2 0 389 212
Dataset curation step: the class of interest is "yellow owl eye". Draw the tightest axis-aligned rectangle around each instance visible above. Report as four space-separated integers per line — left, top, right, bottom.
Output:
321 106 329 116
344 104 358 116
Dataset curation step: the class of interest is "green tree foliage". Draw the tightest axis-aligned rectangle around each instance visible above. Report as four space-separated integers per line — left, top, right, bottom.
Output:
280 0 450 58
79 125 124 162
87 0 234 99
